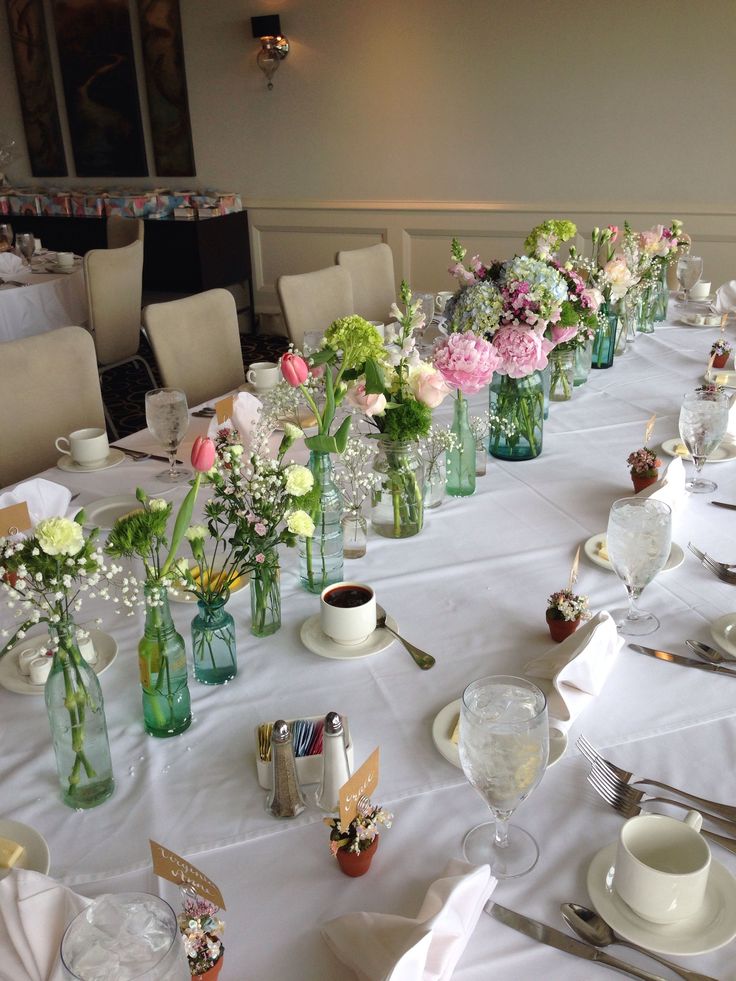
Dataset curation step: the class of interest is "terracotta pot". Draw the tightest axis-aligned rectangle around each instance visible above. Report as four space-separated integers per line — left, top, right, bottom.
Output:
546 612 580 643
712 353 729 369
335 836 378 877
194 954 224 980
631 470 659 494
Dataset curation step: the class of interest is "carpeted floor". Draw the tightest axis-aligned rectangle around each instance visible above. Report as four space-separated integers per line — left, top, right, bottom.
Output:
102 332 291 436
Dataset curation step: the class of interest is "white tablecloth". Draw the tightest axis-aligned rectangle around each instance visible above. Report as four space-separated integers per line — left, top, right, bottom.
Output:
1 307 735 980
0 260 87 343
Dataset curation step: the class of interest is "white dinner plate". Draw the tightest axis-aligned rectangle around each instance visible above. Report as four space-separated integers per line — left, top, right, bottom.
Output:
660 438 736 464
300 612 397 660
168 571 249 604
0 819 50 881
583 534 684 573
82 495 140 530
0 628 118 695
587 842 736 956
57 449 126 474
431 698 567 770
710 614 736 659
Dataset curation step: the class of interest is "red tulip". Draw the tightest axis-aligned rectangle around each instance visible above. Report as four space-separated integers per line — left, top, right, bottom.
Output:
281 353 309 387
191 436 216 472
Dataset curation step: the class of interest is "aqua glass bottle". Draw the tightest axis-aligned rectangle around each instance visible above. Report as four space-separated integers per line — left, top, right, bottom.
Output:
250 551 282 636
445 392 476 496
192 591 237 683
139 583 191 737
299 451 343 593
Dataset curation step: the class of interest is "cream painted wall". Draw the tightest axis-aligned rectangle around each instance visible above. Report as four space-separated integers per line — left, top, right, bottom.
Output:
0 0 734 304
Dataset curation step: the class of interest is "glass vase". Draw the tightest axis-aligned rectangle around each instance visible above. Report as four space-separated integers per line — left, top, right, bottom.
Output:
614 310 628 356
139 583 191 738
638 285 655 333
623 293 640 343
475 443 487 477
299 450 344 593
423 460 446 509
342 508 368 559
192 591 237 684
371 438 424 538
251 552 281 636
654 263 669 322
548 350 575 401
488 373 544 460
573 342 593 387
591 304 617 369
541 362 550 419
45 620 115 809
446 392 476 496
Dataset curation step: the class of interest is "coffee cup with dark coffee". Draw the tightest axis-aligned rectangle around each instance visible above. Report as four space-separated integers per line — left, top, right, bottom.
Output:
320 582 376 646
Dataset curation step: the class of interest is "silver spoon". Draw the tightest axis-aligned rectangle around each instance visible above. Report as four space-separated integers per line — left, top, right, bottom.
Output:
561 903 717 981
375 603 435 670
686 638 736 664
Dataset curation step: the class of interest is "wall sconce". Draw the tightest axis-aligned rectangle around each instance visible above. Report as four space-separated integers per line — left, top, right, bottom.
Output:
250 15 289 90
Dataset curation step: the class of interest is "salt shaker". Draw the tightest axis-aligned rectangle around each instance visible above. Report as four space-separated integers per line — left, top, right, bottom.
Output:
315 711 351 813
267 720 305 818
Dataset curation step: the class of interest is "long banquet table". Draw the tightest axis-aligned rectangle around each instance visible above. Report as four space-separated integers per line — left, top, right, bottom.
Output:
2 307 736 980
0 261 87 343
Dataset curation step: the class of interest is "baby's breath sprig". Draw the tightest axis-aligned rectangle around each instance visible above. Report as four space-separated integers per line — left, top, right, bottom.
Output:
420 425 460 482
333 436 380 513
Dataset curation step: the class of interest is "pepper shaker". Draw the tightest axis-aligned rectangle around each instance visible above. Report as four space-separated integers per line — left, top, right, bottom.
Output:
267 720 305 818
316 711 351 813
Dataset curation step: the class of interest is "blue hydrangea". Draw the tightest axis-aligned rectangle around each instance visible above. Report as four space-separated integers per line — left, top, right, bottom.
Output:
503 256 569 318
445 282 503 336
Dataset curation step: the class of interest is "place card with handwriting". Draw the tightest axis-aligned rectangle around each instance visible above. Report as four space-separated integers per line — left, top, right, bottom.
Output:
150 839 226 909
339 747 379 827
215 395 234 424
0 502 31 537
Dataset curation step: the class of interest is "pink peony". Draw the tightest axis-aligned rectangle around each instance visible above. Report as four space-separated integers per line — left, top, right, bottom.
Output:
492 324 554 378
345 381 386 417
408 364 451 408
432 333 501 394
549 324 578 346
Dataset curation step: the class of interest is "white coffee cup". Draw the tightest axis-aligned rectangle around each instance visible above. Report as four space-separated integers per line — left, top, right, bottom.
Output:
368 321 385 340
435 291 454 313
55 427 109 466
613 810 710 924
33 238 42 253
320 582 376 646
56 252 74 269
690 280 711 300
246 361 280 391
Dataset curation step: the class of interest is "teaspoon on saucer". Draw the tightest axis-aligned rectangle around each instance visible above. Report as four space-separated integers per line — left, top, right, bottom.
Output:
375 603 434 670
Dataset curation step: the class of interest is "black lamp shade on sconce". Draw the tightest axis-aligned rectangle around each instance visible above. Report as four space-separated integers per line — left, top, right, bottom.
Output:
251 15 282 39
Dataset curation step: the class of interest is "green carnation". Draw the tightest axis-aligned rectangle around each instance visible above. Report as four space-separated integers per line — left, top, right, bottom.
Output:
324 316 385 370
380 400 431 441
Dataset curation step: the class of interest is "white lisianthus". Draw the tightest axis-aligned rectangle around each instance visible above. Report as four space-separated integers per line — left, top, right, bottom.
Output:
148 498 168 512
36 517 84 557
284 465 314 497
184 524 207 542
286 510 315 537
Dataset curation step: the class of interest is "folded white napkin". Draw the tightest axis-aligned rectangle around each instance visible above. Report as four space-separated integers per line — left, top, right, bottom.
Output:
0 869 89 981
713 281 736 315
322 860 495 981
0 478 72 527
0 252 24 277
643 457 686 514
206 391 263 452
525 611 624 732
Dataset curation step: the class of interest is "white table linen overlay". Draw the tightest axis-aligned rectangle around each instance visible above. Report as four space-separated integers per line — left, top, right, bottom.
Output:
0 262 87 343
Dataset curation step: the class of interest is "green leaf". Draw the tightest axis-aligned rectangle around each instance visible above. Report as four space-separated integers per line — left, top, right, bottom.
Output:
363 358 385 395
308 348 335 366
160 474 201 577
333 415 352 453
305 434 338 454
323 366 336 431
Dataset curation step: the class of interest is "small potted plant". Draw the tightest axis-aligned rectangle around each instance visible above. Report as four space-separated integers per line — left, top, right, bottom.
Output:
325 797 393 877
546 588 590 643
627 446 662 493
711 338 732 370
179 891 225 979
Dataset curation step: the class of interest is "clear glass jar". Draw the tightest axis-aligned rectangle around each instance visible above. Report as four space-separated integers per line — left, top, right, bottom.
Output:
548 350 576 401
298 450 344 593
591 304 617 369
489 373 544 460
423 458 446 509
475 442 487 477
139 583 191 738
573 341 593 387
192 591 237 683
445 392 476 496
371 438 424 538
341 507 368 558
251 552 281 636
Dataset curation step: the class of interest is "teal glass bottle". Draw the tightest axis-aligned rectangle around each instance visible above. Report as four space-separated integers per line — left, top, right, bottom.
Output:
445 392 476 496
299 451 343 593
139 583 191 737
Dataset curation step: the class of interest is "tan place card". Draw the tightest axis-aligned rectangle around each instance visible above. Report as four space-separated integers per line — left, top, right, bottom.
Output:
0 502 31 537
149 840 226 910
339 747 379 828
215 395 234 424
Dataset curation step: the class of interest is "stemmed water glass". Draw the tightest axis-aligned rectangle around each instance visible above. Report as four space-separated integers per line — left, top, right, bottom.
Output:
676 255 703 306
606 498 672 636
459 675 549 878
145 388 192 482
412 291 436 354
679 389 729 493
15 232 34 266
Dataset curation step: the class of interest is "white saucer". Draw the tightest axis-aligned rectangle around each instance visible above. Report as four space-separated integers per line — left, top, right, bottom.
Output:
660 438 735 464
46 263 76 274
587 841 736 956
431 698 567 770
168 571 249 604
0 819 50 881
0 628 118 695
300 612 398 660
57 449 126 473
83 494 140 530
710 614 736 659
584 534 684 573
680 315 721 327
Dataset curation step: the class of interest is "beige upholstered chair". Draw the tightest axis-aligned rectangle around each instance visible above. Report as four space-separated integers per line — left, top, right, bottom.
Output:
106 215 144 249
0 326 106 487
143 289 245 407
336 243 396 323
276 265 354 350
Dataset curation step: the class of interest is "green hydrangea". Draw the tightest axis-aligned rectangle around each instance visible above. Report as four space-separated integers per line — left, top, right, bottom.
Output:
524 219 577 258
324 316 385 370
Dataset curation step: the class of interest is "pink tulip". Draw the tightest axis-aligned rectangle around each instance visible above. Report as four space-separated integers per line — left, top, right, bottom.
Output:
281 353 309 387
191 436 216 473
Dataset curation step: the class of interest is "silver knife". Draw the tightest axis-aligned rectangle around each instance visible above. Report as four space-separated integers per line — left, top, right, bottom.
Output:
711 501 736 511
629 644 736 677
487 903 666 980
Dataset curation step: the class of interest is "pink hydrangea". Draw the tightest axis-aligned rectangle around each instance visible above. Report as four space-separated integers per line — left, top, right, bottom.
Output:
432 333 501 394
492 324 554 378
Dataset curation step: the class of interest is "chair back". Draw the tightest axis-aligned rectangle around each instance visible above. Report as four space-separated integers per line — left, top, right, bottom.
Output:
0 326 106 487
106 215 144 249
276 265 354 350
85 240 144 366
336 243 395 323
143 289 245 406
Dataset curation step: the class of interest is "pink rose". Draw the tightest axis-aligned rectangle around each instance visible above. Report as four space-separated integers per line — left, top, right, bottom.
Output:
432 334 500 394
549 324 578 346
280 352 309 386
492 324 554 378
408 364 451 408
580 287 603 312
345 381 387 417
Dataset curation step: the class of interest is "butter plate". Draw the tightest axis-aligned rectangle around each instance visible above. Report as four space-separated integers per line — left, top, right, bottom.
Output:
584 533 684 572
0 819 50 881
660 438 736 464
0 628 118 695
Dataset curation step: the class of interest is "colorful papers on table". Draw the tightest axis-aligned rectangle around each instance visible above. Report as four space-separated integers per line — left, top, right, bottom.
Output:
257 717 325 763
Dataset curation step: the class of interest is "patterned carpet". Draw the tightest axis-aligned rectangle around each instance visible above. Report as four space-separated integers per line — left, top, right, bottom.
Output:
103 333 291 436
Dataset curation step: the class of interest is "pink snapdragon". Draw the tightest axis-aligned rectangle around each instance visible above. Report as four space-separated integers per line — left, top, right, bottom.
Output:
448 262 478 286
432 333 501 394
345 380 387 417
492 324 553 378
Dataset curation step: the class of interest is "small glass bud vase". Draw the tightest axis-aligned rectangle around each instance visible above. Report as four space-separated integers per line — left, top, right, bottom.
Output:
139 583 191 738
573 342 593 387
475 443 487 477
342 507 368 559
445 392 476 497
191 591 237 685
251 551 281 636
548 350 576 401
423 459 446 509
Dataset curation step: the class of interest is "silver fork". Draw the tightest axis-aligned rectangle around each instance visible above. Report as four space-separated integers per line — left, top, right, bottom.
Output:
688 542 736 578
587 761 736 855
576 735 736 820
